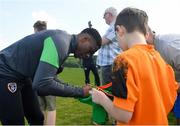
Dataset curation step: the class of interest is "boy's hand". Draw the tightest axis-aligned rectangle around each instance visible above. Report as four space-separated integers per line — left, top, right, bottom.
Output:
89 88 106 105
82 84 92 97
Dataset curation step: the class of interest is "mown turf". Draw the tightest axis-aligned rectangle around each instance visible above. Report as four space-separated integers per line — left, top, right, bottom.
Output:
56 67 94 125
56 67 176 125
0 67 176 125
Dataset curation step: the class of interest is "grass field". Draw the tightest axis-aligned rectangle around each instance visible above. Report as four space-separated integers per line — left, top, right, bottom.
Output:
56 67 93 125
56 67 176 125
0 67 176 125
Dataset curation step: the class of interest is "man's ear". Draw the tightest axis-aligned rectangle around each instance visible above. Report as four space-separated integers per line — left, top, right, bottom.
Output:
116 25 126 37
80 34 90 43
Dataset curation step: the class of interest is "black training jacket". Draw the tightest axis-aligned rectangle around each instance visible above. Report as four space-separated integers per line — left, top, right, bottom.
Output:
0 30 84 97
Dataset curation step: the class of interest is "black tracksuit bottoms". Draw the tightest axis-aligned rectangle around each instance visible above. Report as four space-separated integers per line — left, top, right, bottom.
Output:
0 76 44 125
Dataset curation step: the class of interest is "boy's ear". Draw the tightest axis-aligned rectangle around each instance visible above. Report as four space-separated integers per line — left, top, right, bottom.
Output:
117 25 126 37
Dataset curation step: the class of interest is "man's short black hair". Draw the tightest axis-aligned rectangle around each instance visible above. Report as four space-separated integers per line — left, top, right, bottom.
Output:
115 7 148 35
33 20 47 31
81 28 102 49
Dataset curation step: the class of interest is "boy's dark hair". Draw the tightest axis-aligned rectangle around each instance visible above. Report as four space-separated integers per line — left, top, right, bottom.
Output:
115 7 148 35
33 20 47 31
81 28 102 49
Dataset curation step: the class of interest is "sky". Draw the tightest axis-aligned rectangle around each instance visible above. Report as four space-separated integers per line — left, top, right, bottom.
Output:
0 0 180 50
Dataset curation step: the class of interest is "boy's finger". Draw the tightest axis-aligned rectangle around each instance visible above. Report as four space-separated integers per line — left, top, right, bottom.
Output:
89 90 92 94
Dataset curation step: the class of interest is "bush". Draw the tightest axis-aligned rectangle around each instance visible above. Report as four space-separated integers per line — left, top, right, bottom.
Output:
63 55 98 68
63 55 81 68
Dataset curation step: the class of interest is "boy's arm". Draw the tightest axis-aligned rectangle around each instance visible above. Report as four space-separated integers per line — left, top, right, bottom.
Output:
91 88 133 123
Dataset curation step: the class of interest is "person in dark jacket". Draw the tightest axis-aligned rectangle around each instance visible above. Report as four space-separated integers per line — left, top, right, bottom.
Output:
0 28 102 125
82 55 100 86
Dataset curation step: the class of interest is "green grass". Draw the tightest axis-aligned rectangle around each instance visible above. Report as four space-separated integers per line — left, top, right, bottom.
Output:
56 67 176 125
168 112 176 125
56 67 95 125
0 67 177 125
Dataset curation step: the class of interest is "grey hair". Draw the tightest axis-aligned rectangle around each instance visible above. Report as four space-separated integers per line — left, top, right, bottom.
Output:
104 7 117 17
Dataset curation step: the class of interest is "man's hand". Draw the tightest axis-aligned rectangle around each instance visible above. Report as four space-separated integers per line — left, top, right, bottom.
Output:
82 84 92 97
89 88 107 105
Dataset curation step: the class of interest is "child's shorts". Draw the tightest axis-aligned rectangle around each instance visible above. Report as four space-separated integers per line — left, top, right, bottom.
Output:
174 93 180 118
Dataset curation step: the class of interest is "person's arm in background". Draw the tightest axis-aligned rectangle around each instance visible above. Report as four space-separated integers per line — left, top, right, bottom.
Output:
32 36 91 97
101 25 117 46
101 38 111 45
178 84 180 93
154 35 180 94
167 41 180 93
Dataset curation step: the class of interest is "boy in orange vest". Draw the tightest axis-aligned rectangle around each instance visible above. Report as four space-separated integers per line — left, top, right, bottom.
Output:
90 7 178 125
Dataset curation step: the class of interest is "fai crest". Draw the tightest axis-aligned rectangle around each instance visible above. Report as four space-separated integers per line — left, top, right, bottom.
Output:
7 82 17 93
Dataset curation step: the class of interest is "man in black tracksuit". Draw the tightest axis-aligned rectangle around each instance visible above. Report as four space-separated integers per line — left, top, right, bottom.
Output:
0 28 102 125
82 55 100 86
